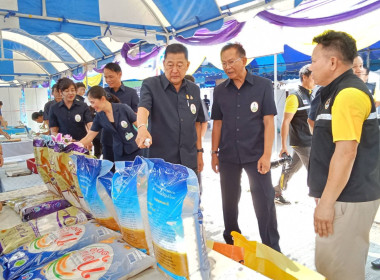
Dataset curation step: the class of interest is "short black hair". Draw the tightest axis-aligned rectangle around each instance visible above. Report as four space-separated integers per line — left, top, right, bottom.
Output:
363 66 370 75
104 62 122 73
220 43 246 58
76 82 86 89
56 77 76 92
164 43 188 60
184 75 195 83
51 84 57 91
32 110 43 120
0 101 2 106
312 30 357 64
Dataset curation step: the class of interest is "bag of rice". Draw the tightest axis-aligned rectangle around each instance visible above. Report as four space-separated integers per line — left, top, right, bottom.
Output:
112 157 154 255
16 238 155 280
147 158 210 279
33 139 62 196
0 207 88 255
74 155 120 231
14 192 71 222
0 222 120 280
64 143 95 212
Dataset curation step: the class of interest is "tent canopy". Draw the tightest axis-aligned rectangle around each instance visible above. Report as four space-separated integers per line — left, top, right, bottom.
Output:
1 0 380 86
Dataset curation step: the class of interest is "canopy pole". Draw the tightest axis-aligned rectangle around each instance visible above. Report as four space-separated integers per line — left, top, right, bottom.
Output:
274 54 278 155
42 0 47 17
0 31 4 59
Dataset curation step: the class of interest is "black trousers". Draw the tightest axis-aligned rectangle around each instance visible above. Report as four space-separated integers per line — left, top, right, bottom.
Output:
102 144 114 162
219 160 281 252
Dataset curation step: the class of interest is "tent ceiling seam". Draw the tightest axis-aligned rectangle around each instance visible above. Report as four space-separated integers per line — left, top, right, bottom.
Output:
54 34 86 63
3 47 49 75
0 11 168 37
141 0 170 36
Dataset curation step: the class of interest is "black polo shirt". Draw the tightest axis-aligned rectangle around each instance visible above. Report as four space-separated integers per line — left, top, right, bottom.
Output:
211 71 277 164
49 99 93 141
104 84 139 112
43 100 58 120
139 74 205 170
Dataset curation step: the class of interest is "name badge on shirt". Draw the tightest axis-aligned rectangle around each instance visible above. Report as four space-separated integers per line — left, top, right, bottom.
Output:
302 99 309 105
125 132 134 141
250 102 259 113
190 104 196 114
75 114 81 122
121 120 128 128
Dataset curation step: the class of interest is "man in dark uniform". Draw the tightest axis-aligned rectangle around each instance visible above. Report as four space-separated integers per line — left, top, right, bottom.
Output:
43 84 61 126
49 78 93 141
274 64 315 204
135 43 205 174
102 62 139 161
308 30 380 280
75 82 86 102
211 43 280 252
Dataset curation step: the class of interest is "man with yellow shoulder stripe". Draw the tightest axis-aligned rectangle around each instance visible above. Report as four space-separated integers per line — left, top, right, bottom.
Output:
274 64 314 204
308 30 380 280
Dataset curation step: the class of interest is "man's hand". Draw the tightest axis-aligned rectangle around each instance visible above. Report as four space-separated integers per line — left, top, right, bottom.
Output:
136 127 152 149
257 154 271 174
314 201 334 237
279 147 289 157
197 153 204 173
211 154 219 173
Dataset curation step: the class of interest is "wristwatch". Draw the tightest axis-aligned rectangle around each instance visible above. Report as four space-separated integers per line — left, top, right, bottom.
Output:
211 150 219 155
197 148 204 153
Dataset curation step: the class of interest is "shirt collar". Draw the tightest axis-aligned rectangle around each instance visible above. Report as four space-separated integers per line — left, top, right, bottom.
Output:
58 99 80 108
109 84 125 94
224 69 254 88
161 74 187 91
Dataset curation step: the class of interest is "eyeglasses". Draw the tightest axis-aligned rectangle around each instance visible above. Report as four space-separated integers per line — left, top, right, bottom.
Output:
222 57 242 68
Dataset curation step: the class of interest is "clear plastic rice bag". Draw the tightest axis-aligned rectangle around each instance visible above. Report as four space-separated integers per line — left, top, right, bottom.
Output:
74 155 120 231
0 222 120 280
112 157 154 255
0 206 88 255
16 238 155 280
146 158 210 279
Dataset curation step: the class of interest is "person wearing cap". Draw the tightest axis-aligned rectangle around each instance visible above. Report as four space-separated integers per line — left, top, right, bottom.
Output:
49 78 93 141
102 62 139 161
211 43 280 252
135 43 205 174
274 64 315 205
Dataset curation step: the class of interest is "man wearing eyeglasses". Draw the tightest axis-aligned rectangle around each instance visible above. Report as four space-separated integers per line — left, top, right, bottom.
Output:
211 43 280 252
135 43 205 174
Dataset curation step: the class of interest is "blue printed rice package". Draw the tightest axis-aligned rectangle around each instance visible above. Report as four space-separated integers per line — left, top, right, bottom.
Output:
73 155 120 231
146 158 210 279
0 222 120 280
112 157 154 255
16 238 155 280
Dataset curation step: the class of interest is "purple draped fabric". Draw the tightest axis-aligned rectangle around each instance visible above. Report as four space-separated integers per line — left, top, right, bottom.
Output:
121 43 162 67
72 72 87 80
93 64 106 73
42 81 50 88
176 20 245 46
257 0 380 27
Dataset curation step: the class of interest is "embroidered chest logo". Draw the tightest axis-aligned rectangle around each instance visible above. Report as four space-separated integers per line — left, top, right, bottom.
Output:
325 98 331 110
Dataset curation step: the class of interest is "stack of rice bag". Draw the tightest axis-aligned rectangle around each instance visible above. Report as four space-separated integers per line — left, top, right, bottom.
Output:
74 156 211 279
0 222 155 279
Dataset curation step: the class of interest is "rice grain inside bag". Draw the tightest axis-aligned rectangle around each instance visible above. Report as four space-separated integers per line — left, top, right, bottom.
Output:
112 157 154 255
74 155 120 231
147 159 210 279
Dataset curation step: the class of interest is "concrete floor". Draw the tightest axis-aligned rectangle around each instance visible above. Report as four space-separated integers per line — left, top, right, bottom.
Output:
200 129 380 279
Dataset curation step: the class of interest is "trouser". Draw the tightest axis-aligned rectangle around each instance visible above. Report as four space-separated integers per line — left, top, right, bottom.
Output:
93 136 102 159
102 144 114 162
274 146 311 195
219 160 281 252
315 199 380 280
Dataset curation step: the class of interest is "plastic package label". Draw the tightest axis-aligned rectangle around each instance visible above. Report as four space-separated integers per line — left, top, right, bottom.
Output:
0 222 120 280
74 155 120 231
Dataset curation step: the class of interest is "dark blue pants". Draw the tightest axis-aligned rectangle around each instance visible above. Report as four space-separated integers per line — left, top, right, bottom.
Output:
102 144 114 162
219 160 281 252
